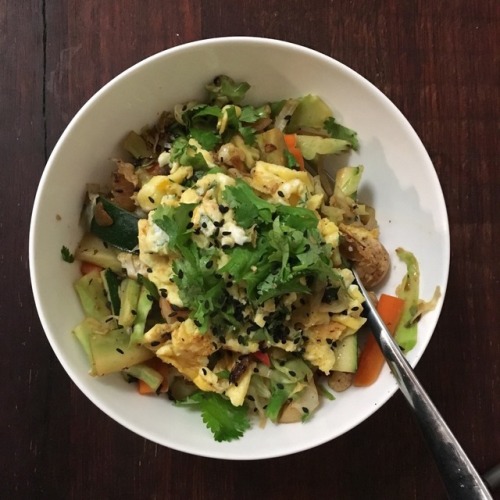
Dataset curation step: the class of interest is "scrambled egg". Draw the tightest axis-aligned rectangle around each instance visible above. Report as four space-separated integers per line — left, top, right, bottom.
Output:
155 319 216 381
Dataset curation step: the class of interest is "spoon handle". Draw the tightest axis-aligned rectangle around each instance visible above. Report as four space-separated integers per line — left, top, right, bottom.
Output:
353 271 492 499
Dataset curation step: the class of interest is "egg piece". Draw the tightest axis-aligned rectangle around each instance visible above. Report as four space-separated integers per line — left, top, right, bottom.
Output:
136 175 184 212
192 367 229 394
318 218 340 247
303 321 346 373
225 361 256 406
249 161 314 197
155 319 216 381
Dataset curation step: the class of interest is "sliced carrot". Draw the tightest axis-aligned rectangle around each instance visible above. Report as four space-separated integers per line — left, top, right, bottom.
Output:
80 261 104 275
137 357 171 395
353 294 405 387
284 134 305 170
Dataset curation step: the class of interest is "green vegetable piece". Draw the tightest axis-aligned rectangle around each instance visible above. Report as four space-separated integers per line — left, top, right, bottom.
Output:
72 320 94 366
123 363 163 392
333 166 364 200
265 388 290 423
61 245 74 263
88 328 154 376
395 249 420 352
323 116 359 151
101 269 121 315
118 278 141 327
332 334 358 373
74 270 112 320
286 94 334 133
90 197 140 252
130 286 155 345
295 135 350 161
122 131 152 159
75 232 122 273
177 392 251 442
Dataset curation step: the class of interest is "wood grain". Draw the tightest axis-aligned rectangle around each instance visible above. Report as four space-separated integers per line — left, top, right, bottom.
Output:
1 0 498 498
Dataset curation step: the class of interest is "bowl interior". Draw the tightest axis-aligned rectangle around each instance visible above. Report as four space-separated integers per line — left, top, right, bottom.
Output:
30 37 449 459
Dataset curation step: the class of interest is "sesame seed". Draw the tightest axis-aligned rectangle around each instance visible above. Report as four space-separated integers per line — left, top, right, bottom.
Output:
276 383 284 390
302 407 309 414
219 205 229 213
150 341 160 347
147 267 153 273
289 370 296 377
186 222 194 230
131 309 137 316
206 260 214 269
178 270 184 279
147 294 154 301
277 190 285 197
148 196 155 203
116 348 124 354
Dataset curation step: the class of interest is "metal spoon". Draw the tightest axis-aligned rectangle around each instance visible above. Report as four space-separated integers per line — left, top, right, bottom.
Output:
351 268 493 499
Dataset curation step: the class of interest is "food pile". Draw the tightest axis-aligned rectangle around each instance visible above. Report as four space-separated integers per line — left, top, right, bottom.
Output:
66 76 434 441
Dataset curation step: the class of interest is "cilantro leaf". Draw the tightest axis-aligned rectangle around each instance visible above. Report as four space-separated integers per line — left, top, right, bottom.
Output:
238 125 256 146
264 388 289 422
323 116 359 151
61 245 74 263
222 180 275 228
177 392 251 442
206 75 250 106
152 203 197 250
239 105 270 123
190 127 220 151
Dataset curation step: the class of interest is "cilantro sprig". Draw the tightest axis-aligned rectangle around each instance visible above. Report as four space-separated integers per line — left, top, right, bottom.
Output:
61 245 74 263
177 392 251 442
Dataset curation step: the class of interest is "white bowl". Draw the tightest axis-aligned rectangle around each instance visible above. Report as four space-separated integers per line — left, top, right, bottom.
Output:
29 37 449 459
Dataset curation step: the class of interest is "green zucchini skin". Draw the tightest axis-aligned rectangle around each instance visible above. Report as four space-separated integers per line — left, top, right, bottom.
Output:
90 197 140 251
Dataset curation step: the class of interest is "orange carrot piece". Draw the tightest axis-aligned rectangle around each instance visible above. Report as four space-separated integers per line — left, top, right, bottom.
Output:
284 134 305 170
80 261 104 275
353 294 405 387
137 357 170 395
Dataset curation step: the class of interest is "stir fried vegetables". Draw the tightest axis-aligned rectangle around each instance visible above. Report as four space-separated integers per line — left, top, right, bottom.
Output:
66 75 437 441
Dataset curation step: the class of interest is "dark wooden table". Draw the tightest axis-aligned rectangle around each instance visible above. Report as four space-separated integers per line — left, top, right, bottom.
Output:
2 1 498 498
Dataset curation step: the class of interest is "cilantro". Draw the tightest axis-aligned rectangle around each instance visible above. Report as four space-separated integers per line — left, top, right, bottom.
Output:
170 136 210 170
323 116 359 151
177 391 251 442
238 125 256 146
239 105 270 123
61 245 74 263
206 75 250 106
222 180 275 228
190 127 220 151
152 203 197 251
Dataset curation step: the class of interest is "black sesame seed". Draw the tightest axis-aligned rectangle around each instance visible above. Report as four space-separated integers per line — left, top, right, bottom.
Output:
160 289 168 298
188 210 193 217
277 190 285 197
206 260 214 269
219 205 229 213
150 341 160 347
201 222 207 228
178 270 184 279
201 368 207 375
186 222 194 230
194 319 201 327
253 367 259 373
147 294 154 301
276 383 284 390
147 267 153 273
148 196 155 203
222 231 231 236
247 395 255 401
131 309 137 316
289 370 297 377
302 407 309 414
116 348 124 354
226 281 233 288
